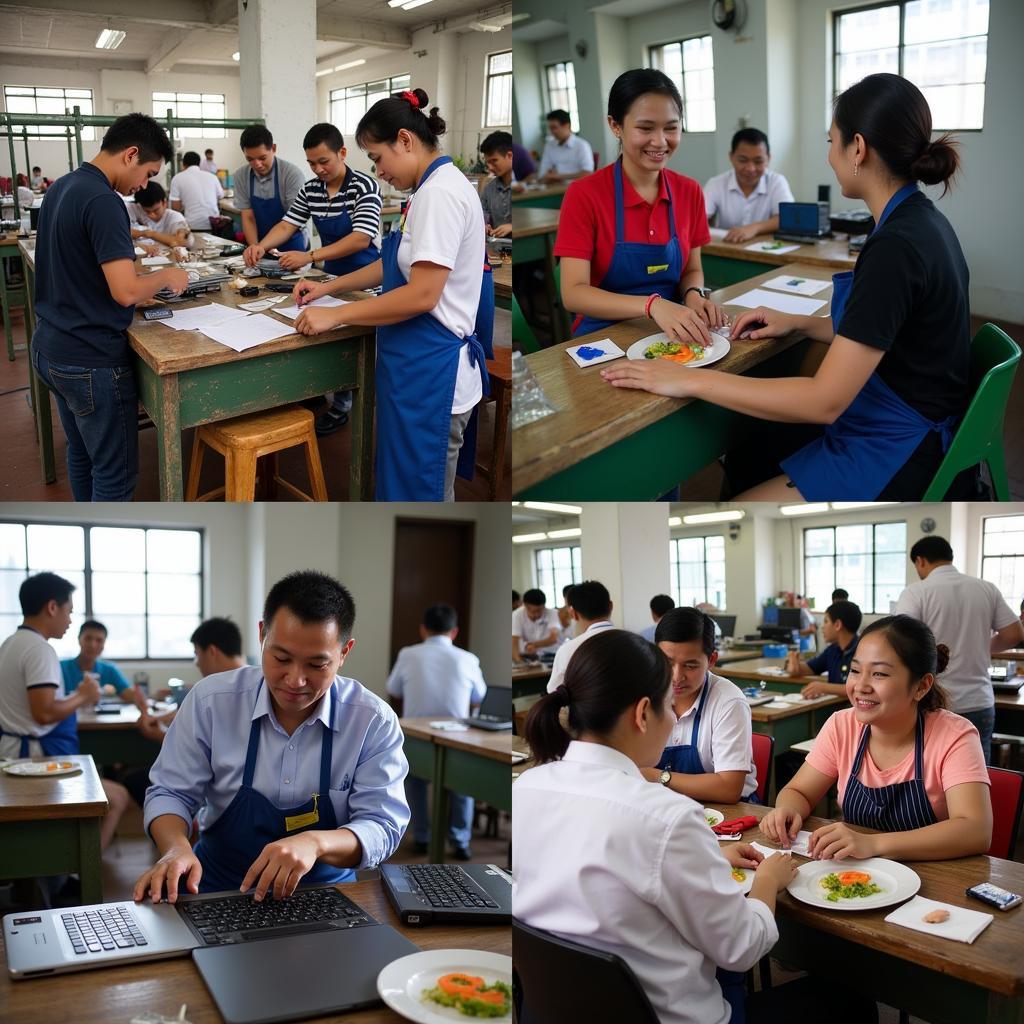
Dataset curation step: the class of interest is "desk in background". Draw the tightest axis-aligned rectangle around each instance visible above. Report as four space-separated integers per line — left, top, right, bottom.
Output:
749 693 846 762
703 233 856 289
492 261 512 311
512 206 568 343
718 657 823 695
2 230 28 361
77 705 163 772
512 664 551 702
512 182 570 209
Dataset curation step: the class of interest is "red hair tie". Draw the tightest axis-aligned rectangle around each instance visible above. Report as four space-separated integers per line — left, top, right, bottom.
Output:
400 90 421 109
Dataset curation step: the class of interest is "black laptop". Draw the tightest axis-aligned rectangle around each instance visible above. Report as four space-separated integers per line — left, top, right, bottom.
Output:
380 862 512 926
461 687 512 731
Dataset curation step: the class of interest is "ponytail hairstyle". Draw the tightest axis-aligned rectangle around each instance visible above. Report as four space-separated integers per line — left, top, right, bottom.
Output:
833 73 960 196
524 629 671 763
859 614 949 712
355 87 446 150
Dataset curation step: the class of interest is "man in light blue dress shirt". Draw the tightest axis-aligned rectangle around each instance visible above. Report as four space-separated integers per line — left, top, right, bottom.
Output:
386 604 486 859
135 571 409 903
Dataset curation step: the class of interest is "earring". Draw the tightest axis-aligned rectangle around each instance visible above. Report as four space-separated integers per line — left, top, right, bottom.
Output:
853 163 859 177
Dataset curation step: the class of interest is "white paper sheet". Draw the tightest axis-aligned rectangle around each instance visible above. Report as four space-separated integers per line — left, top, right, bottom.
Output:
744 240 801 254
140 255 171 266
201 313 296 352
751 832 814 858
133 246 147 256
885 896 993 943
761 274 831 296
163 303 252 333
725 288 828 316
565 338 626 368
708 226 728 240
274 295 349 320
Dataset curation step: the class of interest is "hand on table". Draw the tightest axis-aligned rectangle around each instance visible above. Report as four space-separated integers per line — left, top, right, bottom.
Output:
241 833 322 900
756 851 799 891
278 250 312 271
683 291 729 330
243 243 265 268
134 844 202 904
800 681 833 700
161 268 190 296
490 223 512 239
600 356 697 399
293 279 329 306
725 842 765 871
759 805 804 849
137 713 169 744
807 822 877 861
724 225 759 244
729 307 801 342
294 305 341 336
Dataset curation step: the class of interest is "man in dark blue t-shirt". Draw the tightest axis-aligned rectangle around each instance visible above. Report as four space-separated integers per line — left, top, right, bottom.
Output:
31 113 189 501
785 599 862 698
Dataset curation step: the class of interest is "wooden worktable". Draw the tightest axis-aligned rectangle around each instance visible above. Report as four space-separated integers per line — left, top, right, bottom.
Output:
512 207 561 239
704 233 857 273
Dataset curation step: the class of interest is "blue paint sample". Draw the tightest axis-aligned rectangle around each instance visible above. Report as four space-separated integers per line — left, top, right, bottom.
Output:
576 345 606 361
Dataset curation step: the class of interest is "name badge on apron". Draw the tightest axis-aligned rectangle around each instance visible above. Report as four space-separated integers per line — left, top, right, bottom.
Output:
285 792 320 832
647 263 669 275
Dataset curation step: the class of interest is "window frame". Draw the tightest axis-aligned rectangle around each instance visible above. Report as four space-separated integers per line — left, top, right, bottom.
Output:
531 544 582 602
483 49 512 128
151 91 227 139
0 518 205 661
2 85 96 141
980 513 1024 608
669 534 727 609
543 61 580 133
329 74 411 138
646 33 717 134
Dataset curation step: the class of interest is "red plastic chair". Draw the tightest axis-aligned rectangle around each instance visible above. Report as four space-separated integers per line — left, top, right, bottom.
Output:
751 732 774 804
987 766 1024 859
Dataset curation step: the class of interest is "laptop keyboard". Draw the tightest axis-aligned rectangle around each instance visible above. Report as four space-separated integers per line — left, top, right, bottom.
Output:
62 907 147 955
404 865 500 909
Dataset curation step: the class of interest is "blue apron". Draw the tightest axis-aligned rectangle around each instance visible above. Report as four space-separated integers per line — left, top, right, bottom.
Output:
573 159 683 337
781 184 957 500
250 162 305 254
313 168 380 277
192 684 354 894
454 261 496 483
374 155 489 500
842 710 938 831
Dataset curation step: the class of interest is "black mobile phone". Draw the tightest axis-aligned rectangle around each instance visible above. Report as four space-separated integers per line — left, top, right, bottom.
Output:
141 306 173 320
965 882 1023 910
266 283 295 293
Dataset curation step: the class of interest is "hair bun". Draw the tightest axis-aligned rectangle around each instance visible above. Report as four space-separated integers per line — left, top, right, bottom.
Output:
909 133 960 191
935 643 950 675
412 88 430 109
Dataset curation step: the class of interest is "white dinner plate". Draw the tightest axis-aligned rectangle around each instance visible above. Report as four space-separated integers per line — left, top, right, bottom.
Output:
2 759 80 777
377 949 512 1023
704 808 725 828
787 857 920 911
626 332 731 367
728 865 755 895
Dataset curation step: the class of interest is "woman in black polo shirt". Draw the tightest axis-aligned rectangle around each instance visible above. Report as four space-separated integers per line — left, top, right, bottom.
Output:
602 73 973 500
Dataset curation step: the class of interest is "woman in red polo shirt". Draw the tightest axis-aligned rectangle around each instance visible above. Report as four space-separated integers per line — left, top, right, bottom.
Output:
555 68 725 347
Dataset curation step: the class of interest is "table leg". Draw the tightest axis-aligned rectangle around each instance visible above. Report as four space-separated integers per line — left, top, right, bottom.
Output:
349 335 375 500
153 374 184 501
2 281 13 361
30 356 56 484
428 744 447 865
78 818 103 905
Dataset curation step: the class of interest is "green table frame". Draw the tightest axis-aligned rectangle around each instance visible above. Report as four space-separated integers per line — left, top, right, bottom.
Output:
512 193 563 210
512 232 568 343
702 254 773 291
78 729 161 772
0 816 103 905
512 676 549 702
1 235 26 361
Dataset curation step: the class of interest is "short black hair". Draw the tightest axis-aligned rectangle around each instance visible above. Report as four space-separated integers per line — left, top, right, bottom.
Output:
204 148 213 155
569 581 612 620
825 600 862 634
190 617 243 657
303 123 344 153
480 131 512 156
562 584 574 598
546 109 571 125
101 113 173 164
78 619 107 637
134 181 167 208
423 604 457 633
20 572 75 616
522 588 546 606
32 165 40 172
263 571 356 640
650 594 675 617
512 590 520 603
831 588 849 601
655 606 716 656
731 127 770 153
909 536 954 564
240 124 274 150
182 150 201 167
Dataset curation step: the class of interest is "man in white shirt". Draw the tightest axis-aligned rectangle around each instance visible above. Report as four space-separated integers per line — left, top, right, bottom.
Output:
640 594 675 643
169 150 225 230
199 149 218 174
386 604 486 859
894 535 1024 763
512 589 562 663
130 181 192 250
537 110 595 182
704 128 794 244
547 581 615 692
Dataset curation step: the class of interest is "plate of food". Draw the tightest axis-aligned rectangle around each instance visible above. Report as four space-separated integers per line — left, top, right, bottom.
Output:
704 808 725 829
377 949 512 1021
787 857 920 911
3 759 79 777
625 331 730 368
728 864 755 895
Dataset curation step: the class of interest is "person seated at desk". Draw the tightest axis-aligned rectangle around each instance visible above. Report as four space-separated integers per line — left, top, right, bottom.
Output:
546 581 615 692
60 619 146 713
647 607 759 805
16 173 34 209
703 128 794 244
762 614 992 861
513 588 562 664
135 570 409 903
386 603 486 859
512 590 521 612
603 74 975 502
537 109 595 183
30 165 45 189
640 594 675 643
785 599 862 698
556 583 574 643
556 69 726 344
170 150 224 231
480 131 513 238
129 181 192 251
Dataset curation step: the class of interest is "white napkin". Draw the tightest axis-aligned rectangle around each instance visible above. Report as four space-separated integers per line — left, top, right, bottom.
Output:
511 751 528 763
429 720 468 731
565 338 625 368
884 896 993 943
751 831 813 858
765 699 794 709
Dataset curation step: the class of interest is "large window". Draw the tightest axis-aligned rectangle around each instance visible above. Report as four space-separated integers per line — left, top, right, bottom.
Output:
152 91 226 138
3 85 95 140
648 35 716 132
533 546 581 604
330 75 410 137
670 535 726 609
804 522 907 614
833 0 989 129
544 61 580 132
484 51 512 127
981 515 1024 608
0 521 204 660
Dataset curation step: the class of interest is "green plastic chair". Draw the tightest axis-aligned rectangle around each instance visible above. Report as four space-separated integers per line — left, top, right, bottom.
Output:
923 323 1021 499
512 293 541 354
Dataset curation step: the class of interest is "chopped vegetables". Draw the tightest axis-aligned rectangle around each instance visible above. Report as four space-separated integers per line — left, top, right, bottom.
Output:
820 872 882 902
643 339 705 363
705 813 719 827
731 868 747 884
424 973 512 1018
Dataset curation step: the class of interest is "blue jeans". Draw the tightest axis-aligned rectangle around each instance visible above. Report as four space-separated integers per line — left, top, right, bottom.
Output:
960 705 995 764
405 776 474 849
32 345 139 502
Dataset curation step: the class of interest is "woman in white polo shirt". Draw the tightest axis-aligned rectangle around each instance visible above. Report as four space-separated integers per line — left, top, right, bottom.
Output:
293 88 489 502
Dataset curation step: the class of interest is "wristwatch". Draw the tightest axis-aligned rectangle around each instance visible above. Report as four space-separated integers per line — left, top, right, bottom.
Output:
659 770 672 786
683 286 711 300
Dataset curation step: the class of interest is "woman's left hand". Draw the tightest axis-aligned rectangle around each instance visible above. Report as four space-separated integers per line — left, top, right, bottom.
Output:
601 359 696 399
725 843 765 871
294 306 342 336
807 822 877 861
278 250 312 271
684 291 728 329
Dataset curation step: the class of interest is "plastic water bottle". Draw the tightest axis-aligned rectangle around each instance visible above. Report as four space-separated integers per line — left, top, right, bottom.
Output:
19 208 30 235
511 351 557 428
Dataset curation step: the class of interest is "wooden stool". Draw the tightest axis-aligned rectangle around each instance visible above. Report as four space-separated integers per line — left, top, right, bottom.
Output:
475 347 512 500
185 405 328 502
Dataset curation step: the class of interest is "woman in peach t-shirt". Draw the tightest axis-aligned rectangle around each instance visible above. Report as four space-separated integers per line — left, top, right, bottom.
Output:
761 615 992 861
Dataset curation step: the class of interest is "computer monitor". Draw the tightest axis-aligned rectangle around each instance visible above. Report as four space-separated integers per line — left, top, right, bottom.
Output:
775 608 804 630
710 615 737 639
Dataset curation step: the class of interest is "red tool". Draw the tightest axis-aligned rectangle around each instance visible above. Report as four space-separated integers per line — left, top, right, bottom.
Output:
712 815 759 836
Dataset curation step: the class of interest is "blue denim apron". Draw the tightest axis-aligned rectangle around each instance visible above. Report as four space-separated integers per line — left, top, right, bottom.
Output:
454 261 496 483
250 162 305 253
192 684 354 893
312 168 381 277
374 156 489 500
573 159 684 337
781 184 957 500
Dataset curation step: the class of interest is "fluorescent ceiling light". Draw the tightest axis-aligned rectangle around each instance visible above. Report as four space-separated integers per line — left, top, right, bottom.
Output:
520 501 582 515
682 510 745 525
668 516 682 527
779 503 830 517
231 51 240 61
401 0 435 8
315 67 334 77
547 528 582 539
512 533 548 544
334 58 366 71
830 501 899 510
387 0 407 5
95 28 126 50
